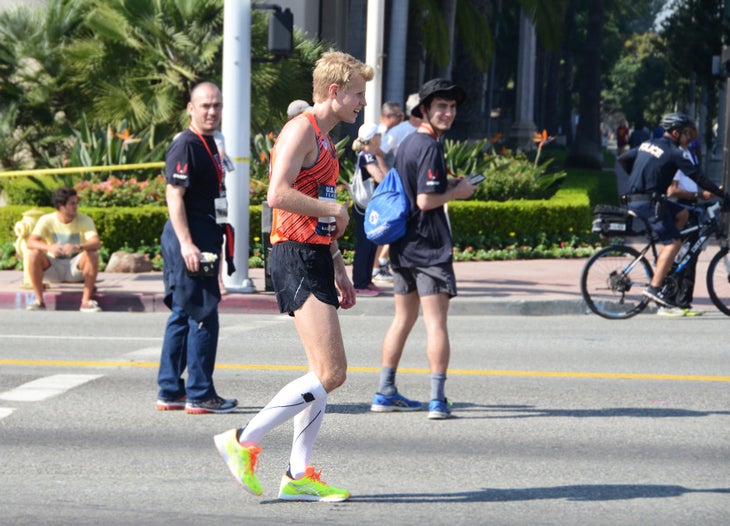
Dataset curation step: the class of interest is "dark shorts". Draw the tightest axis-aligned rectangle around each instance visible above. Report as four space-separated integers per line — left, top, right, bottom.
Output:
392 263 457 298
628 200 682 245
270 241 339 316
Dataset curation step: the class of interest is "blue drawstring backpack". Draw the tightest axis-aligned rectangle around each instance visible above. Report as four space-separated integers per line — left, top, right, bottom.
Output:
364 168 411 245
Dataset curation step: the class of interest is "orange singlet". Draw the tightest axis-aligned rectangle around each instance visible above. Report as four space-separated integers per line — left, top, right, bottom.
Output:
270 112 340 245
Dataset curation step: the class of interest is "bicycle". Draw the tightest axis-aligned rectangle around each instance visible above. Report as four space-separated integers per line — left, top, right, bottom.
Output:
580 199 730 319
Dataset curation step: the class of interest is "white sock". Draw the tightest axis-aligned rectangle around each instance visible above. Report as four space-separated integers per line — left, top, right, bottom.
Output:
378 257 388 266
288 389 327 479
239 372 326 447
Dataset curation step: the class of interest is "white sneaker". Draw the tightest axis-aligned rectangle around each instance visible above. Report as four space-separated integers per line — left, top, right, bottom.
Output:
80 300 102 313
656 306 685 317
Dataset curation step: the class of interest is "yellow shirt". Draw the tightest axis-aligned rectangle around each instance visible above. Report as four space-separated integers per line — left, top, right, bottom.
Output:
31 212 98 259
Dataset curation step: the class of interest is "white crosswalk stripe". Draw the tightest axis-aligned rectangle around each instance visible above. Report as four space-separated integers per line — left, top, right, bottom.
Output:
0 374 103 402
0 407 15 420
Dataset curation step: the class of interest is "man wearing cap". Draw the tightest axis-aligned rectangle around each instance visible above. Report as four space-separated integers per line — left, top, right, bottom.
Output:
370 78 477 420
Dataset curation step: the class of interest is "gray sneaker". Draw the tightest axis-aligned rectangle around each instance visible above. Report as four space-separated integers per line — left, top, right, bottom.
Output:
186 396 238 414
26 301 46 311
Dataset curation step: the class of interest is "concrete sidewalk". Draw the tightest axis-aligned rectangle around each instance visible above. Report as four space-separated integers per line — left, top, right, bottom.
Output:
0 256 716 316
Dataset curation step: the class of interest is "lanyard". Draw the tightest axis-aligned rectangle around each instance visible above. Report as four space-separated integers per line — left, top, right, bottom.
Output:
189 125 224 192
420 122 440 141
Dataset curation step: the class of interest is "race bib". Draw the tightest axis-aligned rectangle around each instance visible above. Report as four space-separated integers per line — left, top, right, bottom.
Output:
315 184 337 237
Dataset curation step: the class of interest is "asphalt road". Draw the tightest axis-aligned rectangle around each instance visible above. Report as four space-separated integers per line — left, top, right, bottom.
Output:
1 311 729 525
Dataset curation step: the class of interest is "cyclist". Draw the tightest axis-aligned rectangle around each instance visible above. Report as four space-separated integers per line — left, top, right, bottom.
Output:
618 112 726 307
661 124 707 316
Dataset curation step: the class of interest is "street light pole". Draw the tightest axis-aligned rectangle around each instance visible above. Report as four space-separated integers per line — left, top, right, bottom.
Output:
221 0 255 292
722 46 730 194
365 0 384 126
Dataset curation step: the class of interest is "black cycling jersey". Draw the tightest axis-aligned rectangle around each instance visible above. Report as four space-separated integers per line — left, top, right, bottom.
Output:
619 136 721 197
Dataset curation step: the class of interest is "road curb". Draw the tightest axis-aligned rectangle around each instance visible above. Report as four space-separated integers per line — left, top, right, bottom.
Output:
1 289 587 316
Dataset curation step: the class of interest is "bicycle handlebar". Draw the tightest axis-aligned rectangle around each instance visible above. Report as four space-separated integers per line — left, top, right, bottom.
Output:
664 196 725 218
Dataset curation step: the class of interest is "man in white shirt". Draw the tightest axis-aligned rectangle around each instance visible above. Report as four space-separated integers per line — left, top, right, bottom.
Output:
381 93 422 169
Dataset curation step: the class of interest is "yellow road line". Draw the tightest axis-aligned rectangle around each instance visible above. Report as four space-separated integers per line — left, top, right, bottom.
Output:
1 359 728 382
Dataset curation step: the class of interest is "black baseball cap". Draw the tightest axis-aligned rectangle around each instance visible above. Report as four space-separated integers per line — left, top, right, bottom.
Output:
412 78 466 118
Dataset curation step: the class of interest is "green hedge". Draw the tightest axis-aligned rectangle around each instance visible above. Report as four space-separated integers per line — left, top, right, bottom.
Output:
1 205 168 253
0 186 593 254
449 189 591 240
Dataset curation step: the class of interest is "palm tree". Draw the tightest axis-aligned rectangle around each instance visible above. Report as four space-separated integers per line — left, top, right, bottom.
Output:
0 0 327 170
62 0 224 135
62 0 327 136
0 0 88 168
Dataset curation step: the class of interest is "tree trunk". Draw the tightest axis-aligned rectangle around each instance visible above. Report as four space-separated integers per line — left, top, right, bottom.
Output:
559 2 575 147
566 0 604 169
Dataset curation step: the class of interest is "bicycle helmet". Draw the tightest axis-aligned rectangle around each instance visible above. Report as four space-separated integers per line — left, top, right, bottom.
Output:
659 112 694 132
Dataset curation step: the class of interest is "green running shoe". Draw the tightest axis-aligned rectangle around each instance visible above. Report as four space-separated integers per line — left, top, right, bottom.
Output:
277 466 350 502
682 307 704 317
213 429 263 496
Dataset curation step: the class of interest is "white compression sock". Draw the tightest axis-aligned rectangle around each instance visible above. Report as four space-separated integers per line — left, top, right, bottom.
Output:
288 388 327 479
239 372 327 447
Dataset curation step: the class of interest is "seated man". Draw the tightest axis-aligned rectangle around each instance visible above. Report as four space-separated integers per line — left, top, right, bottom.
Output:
25 187 102 312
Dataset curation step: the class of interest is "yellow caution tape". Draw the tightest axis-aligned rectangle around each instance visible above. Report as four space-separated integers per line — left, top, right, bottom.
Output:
0 162 165 179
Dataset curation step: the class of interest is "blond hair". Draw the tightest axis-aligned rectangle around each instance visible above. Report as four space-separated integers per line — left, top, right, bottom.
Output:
312 50 374 104
352 137 367 153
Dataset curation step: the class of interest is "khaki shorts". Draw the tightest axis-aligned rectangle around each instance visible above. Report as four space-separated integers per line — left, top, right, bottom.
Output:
45 253 84 283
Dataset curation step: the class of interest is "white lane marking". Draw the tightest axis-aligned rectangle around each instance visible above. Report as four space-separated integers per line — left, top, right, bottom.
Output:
0 335 161 341
0 407 15 420
118 319 290 359
123 347 162 359
0 374 103 402
222 318 291 338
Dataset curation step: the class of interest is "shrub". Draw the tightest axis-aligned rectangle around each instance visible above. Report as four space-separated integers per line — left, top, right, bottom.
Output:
75 175 166 207
443 138 567 201
2 181 53 207
0 242 20 270
61 117 167 174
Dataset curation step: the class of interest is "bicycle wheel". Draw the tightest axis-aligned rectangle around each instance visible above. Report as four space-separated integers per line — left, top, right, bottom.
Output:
706 247 730 316
580 245 653 319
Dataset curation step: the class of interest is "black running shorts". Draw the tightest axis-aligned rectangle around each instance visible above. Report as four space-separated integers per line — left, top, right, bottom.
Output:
270 241 340 316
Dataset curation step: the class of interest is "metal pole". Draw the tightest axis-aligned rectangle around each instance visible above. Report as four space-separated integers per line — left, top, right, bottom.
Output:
365 0 384 125
722 46 730 193
221 0 255 292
